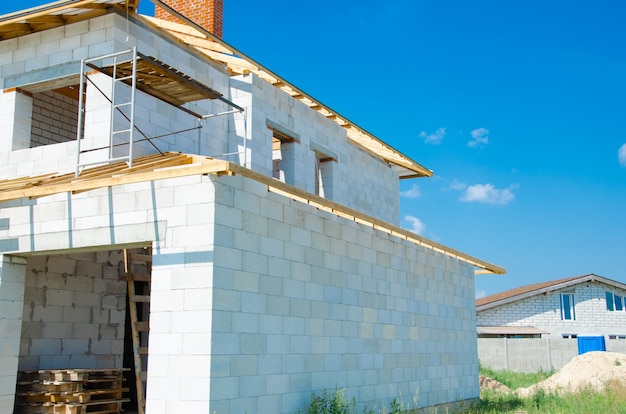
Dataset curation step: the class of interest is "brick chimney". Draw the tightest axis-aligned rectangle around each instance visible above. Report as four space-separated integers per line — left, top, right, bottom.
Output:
156 0 223 38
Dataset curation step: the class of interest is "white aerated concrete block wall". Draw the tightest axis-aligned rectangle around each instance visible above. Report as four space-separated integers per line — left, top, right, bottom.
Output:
477 282 626 338
0 169 479 413
202 174 478 413
230 74 401 224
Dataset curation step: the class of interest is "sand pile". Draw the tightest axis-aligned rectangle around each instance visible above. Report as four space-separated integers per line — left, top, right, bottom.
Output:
516 351 626 397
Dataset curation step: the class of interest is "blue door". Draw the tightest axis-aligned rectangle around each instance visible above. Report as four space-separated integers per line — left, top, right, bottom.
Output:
577 336 606 355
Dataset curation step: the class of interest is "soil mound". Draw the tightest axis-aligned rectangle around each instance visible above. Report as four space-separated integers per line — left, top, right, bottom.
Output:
517 351 626 397
479 374 510 392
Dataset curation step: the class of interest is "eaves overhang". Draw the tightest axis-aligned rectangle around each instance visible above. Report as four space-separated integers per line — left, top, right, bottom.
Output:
0 0 138 40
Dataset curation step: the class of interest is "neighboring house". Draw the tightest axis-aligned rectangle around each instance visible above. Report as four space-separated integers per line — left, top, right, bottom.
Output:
0 0 504 413
476 274 626 371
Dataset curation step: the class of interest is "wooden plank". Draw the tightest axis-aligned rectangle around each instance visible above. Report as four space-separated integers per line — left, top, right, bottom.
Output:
0 0 99 26
130 295 150 303
128 253 152 263
121 273 151 282
0 156 230 202
135 321 149 332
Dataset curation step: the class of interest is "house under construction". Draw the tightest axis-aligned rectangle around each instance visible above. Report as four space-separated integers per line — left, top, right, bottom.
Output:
0 0 505 413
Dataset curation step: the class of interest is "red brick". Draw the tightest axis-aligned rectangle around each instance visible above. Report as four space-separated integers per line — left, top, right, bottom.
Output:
155 0 223 38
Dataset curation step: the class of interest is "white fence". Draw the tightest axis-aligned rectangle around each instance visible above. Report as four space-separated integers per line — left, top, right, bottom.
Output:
477 338 626 372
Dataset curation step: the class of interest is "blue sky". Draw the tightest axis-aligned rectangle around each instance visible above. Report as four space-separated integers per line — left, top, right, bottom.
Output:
2 1 625 297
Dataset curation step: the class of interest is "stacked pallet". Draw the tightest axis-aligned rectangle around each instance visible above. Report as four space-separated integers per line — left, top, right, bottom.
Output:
16 368 130 414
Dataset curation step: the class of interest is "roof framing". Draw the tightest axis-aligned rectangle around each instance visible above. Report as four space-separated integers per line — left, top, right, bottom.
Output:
0 153 504 275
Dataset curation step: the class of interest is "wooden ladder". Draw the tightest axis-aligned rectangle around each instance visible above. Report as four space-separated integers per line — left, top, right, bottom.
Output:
123 248 152 414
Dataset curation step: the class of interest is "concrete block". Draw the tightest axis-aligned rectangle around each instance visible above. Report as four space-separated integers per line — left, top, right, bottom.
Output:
231 312 258 334
170 310 211 333
209 376 239 400
180 376 210 401
230 354 258 376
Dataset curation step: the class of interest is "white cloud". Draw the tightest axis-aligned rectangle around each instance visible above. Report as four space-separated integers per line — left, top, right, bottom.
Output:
468 127 489 148
475 289 487 299
419 127 446 145
619 144 626 166
459 183 517 205
404 215 425 235
449 179 467 191
400 184 421 198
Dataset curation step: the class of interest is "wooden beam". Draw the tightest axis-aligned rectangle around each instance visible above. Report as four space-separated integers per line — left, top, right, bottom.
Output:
24 15 65 25
0 0 100 26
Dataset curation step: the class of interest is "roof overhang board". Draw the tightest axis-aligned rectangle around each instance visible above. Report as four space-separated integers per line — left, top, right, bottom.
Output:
0 0 134 40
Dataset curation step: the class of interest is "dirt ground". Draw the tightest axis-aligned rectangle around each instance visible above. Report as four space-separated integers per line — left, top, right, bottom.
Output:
480 351 626 397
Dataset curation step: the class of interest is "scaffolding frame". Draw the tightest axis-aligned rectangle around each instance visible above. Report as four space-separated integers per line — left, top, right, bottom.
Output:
75 47 247 177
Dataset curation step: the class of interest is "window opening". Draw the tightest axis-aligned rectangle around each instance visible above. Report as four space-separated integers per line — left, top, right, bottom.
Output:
30 86 82 148
269 127 297 185
562 333 578 339
560 293 575 320
314 151 335 198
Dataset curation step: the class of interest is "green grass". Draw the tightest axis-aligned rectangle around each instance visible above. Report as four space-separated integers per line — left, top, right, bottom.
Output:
297 369 626 414
479 365 553 389
467 367 626 413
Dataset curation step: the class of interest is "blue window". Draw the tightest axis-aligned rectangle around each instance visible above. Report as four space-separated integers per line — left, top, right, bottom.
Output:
607 291 615 311
606 291 625 312
560 293 575 320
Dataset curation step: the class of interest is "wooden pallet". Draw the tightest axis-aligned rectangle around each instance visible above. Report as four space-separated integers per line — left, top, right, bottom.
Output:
19 369 126 383
16 369 129 414
19 399 127 414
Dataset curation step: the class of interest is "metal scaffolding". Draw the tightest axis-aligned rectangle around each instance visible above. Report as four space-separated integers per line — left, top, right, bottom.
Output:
75 47 246 176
